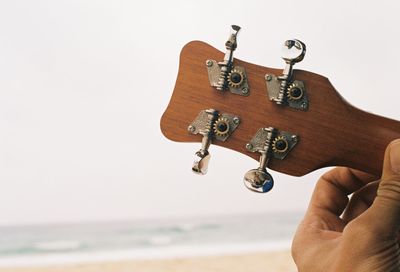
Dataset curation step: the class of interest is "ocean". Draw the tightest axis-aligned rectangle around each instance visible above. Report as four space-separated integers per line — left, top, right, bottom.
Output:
0 212 303 267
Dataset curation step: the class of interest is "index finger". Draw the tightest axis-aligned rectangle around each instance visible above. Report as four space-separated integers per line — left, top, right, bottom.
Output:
306 167 377 227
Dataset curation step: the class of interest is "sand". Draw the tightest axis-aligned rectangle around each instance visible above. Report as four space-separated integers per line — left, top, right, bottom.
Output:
0 250 297 272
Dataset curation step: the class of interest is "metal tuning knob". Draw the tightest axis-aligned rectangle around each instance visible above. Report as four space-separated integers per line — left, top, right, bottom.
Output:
279 39 306 93
188 109 241 175
265 39 309 111
245 127 299 193
190 109 218 175
192 132 213 175
217 25 240 91
244 164 275 193
206 25 250 96
244 128 276 193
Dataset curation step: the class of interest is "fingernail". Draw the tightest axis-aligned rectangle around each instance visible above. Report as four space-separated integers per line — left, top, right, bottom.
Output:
390 139 400 173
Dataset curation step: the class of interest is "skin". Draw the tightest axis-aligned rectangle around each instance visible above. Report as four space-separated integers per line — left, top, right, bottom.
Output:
292 139 400 272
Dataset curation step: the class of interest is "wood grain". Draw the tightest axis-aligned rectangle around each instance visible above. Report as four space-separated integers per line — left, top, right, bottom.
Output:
160 41 400 177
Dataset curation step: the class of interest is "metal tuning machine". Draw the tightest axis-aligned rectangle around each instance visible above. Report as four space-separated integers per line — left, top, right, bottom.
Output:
206 25 250 96
244 127 298 193
265 39 309 111
188 109 240 175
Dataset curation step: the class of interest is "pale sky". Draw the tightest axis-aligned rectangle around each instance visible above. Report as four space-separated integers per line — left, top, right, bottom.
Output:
0 0 399 226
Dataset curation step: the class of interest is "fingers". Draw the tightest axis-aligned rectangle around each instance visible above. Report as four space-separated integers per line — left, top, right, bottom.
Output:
305 167 377 231
361 139 400 235
341 180 379 223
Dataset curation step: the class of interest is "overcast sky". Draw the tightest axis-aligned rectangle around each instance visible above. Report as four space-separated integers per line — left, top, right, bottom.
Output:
0 0 399 226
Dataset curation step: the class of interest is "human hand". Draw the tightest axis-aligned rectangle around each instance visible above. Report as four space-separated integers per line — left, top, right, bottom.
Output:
292 140 400 272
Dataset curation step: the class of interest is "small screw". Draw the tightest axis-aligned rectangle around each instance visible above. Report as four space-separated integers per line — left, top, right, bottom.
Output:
301 102 307 110
206 60 213 67
246 143 253 150
241 87 249 95
265 74 272 81
233 117 240 124
188 125 196 133
291 135 298 142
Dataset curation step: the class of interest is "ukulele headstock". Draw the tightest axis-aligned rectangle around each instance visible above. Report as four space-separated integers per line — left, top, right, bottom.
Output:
160 25 364 193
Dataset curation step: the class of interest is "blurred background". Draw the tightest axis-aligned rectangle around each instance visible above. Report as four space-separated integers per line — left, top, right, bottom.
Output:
0 0 399 271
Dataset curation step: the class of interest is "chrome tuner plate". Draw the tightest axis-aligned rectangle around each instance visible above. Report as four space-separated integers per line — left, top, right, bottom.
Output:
206 60 250 96
188 110 240 142
188 109 240 175
265 75 309 111
246 128 298 160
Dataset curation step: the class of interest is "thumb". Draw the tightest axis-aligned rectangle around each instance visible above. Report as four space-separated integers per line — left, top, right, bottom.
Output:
366 139 400 234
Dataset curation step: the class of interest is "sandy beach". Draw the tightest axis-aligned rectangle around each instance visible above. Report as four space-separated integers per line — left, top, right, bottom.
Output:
0 250 296 272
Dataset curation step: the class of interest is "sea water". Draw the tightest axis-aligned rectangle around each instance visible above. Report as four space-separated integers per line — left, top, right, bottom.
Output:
0 211 303 267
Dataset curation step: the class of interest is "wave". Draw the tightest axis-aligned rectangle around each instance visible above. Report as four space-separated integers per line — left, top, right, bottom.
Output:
0 211 303 266
147 235 172 246
150 223 219 234
0 240 292 268
33 240 82 251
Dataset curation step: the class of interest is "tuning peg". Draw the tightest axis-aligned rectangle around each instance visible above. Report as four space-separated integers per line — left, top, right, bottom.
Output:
243 151 274 193
244 127 299 193
280 39 306 86
225 25 241 51
244 170 274 193
281 39 306 65
205 25 250 96
188 109 241 175
189 109 217 175
244 128 276 193
274 39 306 105
265 39 308 110
192 151 211 175
216 25 241 91
192 133 212 175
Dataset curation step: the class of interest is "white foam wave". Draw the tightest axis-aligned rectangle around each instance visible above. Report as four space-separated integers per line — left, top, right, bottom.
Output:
33 240 82 251
0 240 292 268
148 235 172 246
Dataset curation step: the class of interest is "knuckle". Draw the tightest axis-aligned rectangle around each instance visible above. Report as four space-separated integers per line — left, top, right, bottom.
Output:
377 176 400 205
345 220 380 242
345 208 397 241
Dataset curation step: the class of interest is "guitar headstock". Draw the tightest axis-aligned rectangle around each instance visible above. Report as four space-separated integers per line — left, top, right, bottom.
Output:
160 25 385 193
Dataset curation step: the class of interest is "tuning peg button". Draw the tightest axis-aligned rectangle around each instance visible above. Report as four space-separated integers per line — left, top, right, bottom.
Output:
192 150 211 175
244 168 274 193
192 131 212 175
281 39 306 65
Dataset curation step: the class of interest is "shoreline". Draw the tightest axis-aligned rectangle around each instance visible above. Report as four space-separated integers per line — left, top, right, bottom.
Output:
0 240 292 268
0 250 297 272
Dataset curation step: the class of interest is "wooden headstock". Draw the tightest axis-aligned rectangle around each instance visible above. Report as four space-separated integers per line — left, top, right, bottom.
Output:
160 37 400 183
